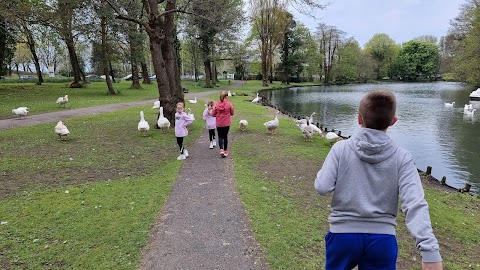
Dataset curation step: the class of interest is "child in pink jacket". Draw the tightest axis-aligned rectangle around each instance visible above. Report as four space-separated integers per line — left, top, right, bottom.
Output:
175 102 194 160
203 99 217 149
212 91 234 157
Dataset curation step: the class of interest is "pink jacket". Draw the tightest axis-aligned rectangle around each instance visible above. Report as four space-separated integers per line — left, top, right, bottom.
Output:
203 108 216 130
212 100 234 127
175 112 194 137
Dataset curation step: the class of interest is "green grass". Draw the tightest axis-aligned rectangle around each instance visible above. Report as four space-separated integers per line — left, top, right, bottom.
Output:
1 80 479 269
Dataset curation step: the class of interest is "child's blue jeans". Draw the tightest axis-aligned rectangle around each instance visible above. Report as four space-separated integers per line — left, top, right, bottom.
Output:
325 232 398 270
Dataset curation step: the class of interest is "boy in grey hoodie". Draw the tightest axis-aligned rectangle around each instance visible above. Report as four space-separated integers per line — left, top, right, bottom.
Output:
315 90 442 270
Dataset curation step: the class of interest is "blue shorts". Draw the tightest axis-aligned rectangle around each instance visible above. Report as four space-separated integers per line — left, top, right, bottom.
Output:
325 232 398 270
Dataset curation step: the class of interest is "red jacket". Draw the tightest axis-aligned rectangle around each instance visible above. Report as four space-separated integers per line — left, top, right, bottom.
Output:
212 100 234 127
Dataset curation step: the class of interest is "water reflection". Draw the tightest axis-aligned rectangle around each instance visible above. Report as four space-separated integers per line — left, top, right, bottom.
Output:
264 82 479 192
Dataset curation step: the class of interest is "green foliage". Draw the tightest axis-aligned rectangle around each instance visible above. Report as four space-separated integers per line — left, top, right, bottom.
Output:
453 8 480 86
392 40 440 80
334 39 362 82
364 33 398 79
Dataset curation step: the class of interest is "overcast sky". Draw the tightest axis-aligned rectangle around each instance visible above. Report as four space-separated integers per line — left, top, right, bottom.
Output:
291 0 465 47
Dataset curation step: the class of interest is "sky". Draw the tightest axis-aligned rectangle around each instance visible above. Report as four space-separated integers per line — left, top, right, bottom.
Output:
291 0 466 47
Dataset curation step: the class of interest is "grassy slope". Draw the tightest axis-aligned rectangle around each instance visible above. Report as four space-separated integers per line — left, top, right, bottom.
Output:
0 80 478 269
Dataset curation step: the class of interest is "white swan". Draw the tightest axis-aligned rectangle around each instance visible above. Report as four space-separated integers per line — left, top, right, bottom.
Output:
54 121 70 140
252 93 261 103
56 95 68 107
157 107 170 132
138 111 150 136
152 100 160 109
264 114 279 135
188 97 197 104
444 102 455 107
12 107 29 119
239 119 248 131
326 132 342 145
465 108 477 117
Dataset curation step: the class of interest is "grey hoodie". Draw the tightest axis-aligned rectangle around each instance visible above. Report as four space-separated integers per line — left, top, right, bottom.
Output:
315 128 441 263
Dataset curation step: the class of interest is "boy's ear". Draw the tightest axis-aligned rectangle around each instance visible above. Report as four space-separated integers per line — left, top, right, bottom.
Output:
390 116 398 126
357 114 363 126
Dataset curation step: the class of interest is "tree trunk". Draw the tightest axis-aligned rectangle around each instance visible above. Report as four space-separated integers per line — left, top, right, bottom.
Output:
261 39 268 86
204 60 212 87
64 32 82 88
24 25 43 85
130 63 141 89
162 0 183 103
101 16 115 94
140 62 151 84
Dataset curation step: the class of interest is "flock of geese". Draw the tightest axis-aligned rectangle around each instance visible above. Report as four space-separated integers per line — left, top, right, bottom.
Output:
11 92 343 145
445 101 477 119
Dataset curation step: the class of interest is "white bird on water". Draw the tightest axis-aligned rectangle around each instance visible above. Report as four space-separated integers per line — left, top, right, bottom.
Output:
54 121 70 140
138 111 150 136
444 102 455 107
56 95 69 107
12 107 29 119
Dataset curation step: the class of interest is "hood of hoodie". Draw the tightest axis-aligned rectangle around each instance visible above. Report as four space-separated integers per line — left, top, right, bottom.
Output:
348 128 398 164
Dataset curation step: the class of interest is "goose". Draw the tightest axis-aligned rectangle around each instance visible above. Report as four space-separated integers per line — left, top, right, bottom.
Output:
138 111 150 136
12 107 29 119
463 104 474 114
326 132 342 145
301 120 314 142
295 112 316 126
252 93 261 103
187 108 195 121
298 122 323 137
56 95 69 107
54 121 70 140
152 100 160 109
157 106 170 132
239 119 248 131
228 90 232 97
444 102 455 107
188 97 197 104
263 114 279 135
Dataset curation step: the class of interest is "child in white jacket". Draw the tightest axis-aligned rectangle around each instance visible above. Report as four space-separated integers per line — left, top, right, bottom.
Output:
203 100 217 149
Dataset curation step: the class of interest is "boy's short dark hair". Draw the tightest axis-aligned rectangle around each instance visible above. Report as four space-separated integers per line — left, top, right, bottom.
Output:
358 90 396 130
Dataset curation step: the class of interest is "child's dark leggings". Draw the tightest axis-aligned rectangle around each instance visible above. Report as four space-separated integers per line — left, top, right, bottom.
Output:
216 126 230 150
208 129 216 142
176 137 184 153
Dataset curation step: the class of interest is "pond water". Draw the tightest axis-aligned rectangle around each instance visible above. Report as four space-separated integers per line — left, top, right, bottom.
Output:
263 82 480 193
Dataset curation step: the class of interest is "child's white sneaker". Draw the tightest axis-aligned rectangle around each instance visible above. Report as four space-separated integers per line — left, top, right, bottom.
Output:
183 149 189 157
209 141 214 149
177 154 186 160
212 140 216 147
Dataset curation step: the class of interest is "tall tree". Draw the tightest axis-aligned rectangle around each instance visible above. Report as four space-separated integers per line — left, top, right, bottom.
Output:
106 0 184 121
0 16 15 77
454 8 480 85
315 23 344 84
391 40 440 81
334 38 362 83
364 33 397 80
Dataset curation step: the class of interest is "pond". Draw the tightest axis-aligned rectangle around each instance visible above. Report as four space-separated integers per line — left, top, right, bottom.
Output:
263 82 480 193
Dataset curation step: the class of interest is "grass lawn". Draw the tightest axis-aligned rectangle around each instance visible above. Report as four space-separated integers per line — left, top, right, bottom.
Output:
1 80 479 269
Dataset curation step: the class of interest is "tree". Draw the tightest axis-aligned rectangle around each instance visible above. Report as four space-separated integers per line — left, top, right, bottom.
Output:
0 16 15 77
391 40 440 81
454 8 480 85
334 38 362 83
315 23 344 84
364 33 398 80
